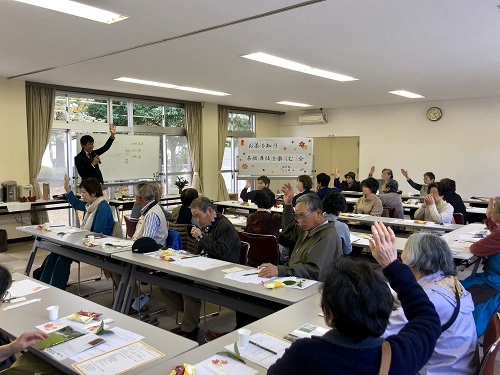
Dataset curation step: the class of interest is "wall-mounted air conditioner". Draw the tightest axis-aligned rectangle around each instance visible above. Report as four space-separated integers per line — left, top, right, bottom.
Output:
298 113 328 125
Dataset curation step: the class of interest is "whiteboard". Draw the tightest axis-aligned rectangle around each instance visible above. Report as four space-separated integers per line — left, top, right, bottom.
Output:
76 134 161 182
238 138 314 176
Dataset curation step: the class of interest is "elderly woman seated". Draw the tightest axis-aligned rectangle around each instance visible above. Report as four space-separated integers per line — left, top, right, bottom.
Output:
414 182 454 223
380 178 404 219
462 197 500 337
268 222 441 374
353 177 383 216
384 232 478 374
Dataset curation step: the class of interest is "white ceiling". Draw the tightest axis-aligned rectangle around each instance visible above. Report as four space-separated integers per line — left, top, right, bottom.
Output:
2 0 500 111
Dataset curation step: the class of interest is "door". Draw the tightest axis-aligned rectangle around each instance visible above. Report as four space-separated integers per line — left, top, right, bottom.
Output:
313 136 360 185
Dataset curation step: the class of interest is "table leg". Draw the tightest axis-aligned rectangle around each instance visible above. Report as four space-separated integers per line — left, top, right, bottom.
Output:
112 263 132 311
120 265 138 314
23 238 39 276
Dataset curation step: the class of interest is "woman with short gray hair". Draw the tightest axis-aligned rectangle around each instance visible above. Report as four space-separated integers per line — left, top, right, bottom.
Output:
385 232 478 374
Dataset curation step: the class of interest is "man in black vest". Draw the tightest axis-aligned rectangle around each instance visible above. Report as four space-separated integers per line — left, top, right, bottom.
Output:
75 124 116 184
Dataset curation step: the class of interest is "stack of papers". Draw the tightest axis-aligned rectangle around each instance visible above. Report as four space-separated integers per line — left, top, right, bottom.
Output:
283 323 329 342
224 332 291 369
173 256 230 271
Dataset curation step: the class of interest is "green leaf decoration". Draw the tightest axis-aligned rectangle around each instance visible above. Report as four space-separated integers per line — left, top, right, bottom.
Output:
215 343 246 364
95 321 114 336
282 280 297 286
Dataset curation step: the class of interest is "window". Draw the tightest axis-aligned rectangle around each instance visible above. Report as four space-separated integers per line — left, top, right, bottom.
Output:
222 111 255 193
38 131 71 223
45 91 191 209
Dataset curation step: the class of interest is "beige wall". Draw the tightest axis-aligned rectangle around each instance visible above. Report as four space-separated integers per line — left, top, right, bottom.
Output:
279 97 500 199
0 78 29 185
200 102 219 200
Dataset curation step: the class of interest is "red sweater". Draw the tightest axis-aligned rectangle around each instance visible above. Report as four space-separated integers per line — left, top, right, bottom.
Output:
470 218 500 257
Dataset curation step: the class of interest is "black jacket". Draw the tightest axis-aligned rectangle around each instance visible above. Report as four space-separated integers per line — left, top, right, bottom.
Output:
74 137 114 184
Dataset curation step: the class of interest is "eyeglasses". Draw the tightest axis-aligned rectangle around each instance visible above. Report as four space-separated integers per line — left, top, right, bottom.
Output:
295 211 312 220
1 291 11 303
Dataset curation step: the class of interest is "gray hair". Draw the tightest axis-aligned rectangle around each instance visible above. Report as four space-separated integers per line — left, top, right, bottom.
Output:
296 193 323 212
191 197 215 212
136 183 156 202
403 232 457 276
384 178 399 193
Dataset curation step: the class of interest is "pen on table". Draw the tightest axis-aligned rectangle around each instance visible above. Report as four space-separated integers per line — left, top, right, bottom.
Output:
249 340 278 355
242 272 259 276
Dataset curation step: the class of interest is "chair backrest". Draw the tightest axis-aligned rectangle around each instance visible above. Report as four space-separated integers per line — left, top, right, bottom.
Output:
169 223 198 254
238 231 279 267
124 215 138 239
112 220 124 238
453 213 465 225
166 229 183 250
382 207 395 218
478 312 500 375
240 241 250 266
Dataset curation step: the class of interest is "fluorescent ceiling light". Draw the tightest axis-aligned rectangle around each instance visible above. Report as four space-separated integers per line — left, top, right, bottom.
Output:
276 101 313 107
388 90 425 99
115 77 231 96
242 52 358 82
14 0 128 24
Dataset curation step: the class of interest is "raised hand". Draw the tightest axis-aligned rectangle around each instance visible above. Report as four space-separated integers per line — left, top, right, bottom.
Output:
369 222 397 268
109 123 117 137
400 169 409 179
486 197 494 219
369 165 375 176
281 183 294 205
63 174 70 193
245 178 252 189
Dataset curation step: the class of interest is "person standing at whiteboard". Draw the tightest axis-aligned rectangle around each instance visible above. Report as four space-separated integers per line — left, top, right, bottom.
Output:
75 124 117 184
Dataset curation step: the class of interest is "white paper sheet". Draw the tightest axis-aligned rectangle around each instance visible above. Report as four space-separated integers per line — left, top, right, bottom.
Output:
173 256 230 271
224 332 291 369
8 279 49 297
72 341 163 375
70 327 144 362
224 269 271 284
195 355 258 375
44 333 104 361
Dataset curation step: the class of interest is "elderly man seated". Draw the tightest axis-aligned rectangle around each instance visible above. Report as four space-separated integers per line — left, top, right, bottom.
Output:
258 183 342 280
164 197 242 340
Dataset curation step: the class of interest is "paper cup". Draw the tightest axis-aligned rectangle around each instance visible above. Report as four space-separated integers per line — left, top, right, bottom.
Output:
47 305 59 321
238 328 251 348
88 235 95 241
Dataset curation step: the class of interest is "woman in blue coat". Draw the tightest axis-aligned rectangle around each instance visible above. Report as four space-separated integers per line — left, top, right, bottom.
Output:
40 175 114 289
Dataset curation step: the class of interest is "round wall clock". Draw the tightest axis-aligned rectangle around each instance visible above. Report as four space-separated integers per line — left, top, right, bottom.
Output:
427 107 442 121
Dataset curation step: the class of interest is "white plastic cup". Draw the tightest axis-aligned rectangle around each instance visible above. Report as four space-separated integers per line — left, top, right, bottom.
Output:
88 235 95 241
44 222 50 230
47 305 59 321
238 328 251 348
248 199 252 205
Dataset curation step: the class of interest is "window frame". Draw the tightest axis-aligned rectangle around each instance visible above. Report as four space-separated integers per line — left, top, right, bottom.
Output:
222 110 256 193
